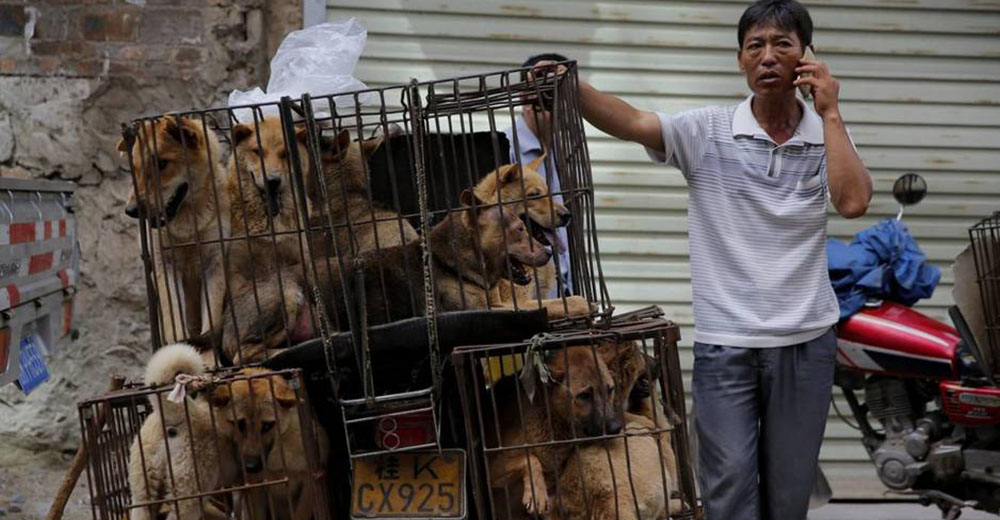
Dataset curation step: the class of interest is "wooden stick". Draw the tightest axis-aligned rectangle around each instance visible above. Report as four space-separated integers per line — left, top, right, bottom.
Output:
46 375 127 520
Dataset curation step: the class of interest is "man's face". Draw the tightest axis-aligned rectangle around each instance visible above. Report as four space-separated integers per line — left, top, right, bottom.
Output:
738 23 804 95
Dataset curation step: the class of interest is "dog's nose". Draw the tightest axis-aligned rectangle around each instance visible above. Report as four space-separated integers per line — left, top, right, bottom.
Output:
606 416 623 435
558 211 571 227
124 204 139 219
244 456 264 474
265 176 282 193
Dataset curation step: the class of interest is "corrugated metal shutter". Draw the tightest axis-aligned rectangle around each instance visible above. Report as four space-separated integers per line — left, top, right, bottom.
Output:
328 0 1000 499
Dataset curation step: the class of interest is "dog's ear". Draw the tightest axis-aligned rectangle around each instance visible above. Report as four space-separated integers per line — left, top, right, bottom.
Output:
116 138 128 155
232 124 254 146
274 380 299 409
526 153 546 173
359 135 383 160
209 384 232 408
460 189 487 208
164 117 202 149
318 129 352 159
183 329 221 354
499 163 523 186
294 125 310 144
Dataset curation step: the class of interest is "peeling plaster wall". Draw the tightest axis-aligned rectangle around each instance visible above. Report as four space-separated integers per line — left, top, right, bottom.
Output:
0 0 301 453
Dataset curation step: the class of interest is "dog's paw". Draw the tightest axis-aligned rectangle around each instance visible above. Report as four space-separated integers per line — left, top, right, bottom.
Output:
564 295 594 317
522 486 550 516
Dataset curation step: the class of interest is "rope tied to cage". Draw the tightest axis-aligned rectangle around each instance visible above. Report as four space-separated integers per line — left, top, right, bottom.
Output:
166 373 212 404
409 80 442 394
520 332 558 403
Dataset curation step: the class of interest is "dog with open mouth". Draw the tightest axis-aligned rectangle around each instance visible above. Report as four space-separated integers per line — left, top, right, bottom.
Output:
474 159 590 320
120 115 230 341
213 189 552 364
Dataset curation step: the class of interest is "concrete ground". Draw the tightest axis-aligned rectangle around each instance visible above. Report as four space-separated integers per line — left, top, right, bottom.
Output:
810 501 997 519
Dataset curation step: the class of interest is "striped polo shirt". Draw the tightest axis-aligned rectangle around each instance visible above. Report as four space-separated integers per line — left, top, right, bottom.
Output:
647 95 840 347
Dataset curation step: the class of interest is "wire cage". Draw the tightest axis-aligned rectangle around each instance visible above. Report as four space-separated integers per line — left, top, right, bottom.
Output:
79 367 328 520
104 61 700 520
118 61 609 460
120 61 607 360
451 312 701 520
970 212 1000 377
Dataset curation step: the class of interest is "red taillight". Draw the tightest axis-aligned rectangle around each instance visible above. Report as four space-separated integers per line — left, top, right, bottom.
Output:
375 410 436 450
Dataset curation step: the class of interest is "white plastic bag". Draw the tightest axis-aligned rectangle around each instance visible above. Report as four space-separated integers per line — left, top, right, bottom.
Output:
228 18 373 122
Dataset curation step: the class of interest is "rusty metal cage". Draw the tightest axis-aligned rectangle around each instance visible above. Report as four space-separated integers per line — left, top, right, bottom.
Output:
120 61 608 363
79 367 329 520
101 61 700 520
970 212 1000 379
452 312 701 520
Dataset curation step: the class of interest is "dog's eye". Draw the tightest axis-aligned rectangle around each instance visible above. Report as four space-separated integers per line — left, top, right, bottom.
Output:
157 159 169 171
576 389 594 401
278 149 288 160
237 419 247 433
527 190 540 198
261 420 275 433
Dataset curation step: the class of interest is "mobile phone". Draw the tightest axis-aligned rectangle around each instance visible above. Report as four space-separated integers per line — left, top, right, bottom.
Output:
798 46 816 99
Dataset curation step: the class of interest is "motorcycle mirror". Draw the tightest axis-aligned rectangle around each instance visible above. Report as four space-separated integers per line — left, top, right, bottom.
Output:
892 173 927 206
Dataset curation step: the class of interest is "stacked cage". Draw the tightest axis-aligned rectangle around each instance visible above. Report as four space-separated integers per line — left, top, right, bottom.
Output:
83 62 701 520
970 212 1000 381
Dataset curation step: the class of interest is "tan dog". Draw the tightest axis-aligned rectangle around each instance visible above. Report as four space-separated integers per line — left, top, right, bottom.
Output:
487 345 623 517
210 368 328 520
313 128 418 258
121 116 229 342
216 190 553 364
476 156 570 302
551 342 682 520
474 160 589 320
128 343 238 520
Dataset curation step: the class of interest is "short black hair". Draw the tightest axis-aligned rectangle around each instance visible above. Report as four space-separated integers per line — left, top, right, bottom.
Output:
737 0 813 50
522 53 569 68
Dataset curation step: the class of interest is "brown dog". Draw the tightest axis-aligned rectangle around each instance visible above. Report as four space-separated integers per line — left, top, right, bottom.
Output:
128 343 238 520
313 128 418 258
477 157 569 301
550 342 682 520
474 160 589 320
216 190 552 364
210 367 328 520
487 345 623 517
121 116 229 342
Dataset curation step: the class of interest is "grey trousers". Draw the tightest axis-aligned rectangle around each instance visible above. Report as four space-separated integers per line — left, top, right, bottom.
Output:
692 328 837 520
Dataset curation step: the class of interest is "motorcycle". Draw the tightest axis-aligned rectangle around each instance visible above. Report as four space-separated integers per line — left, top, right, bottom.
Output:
688 173 1000 519
828 173 1000 519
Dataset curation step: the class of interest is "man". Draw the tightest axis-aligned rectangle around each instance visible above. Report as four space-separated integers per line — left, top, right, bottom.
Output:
557 1 872 519
503 53 572 297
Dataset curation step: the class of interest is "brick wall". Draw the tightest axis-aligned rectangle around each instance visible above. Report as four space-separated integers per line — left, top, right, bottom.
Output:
0 0 301 456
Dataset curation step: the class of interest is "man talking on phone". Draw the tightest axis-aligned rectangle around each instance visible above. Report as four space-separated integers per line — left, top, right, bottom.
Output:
543 1 872 518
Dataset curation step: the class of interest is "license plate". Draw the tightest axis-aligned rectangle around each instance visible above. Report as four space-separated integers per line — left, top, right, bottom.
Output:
351 449 466 519
16 333 49 395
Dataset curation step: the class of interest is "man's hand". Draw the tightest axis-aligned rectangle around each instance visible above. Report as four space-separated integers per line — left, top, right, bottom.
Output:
794 58 840 120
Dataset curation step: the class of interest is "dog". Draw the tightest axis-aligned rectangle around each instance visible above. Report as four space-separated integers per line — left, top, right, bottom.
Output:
204 127 416 349
550 342 682 520
312 128 418 258
474 160 589 320
210 367 328 520
215 189 552 364
554 414 681 520
477 156 570 302
120 116 229 341
128 343 238 520
487 344 623 517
